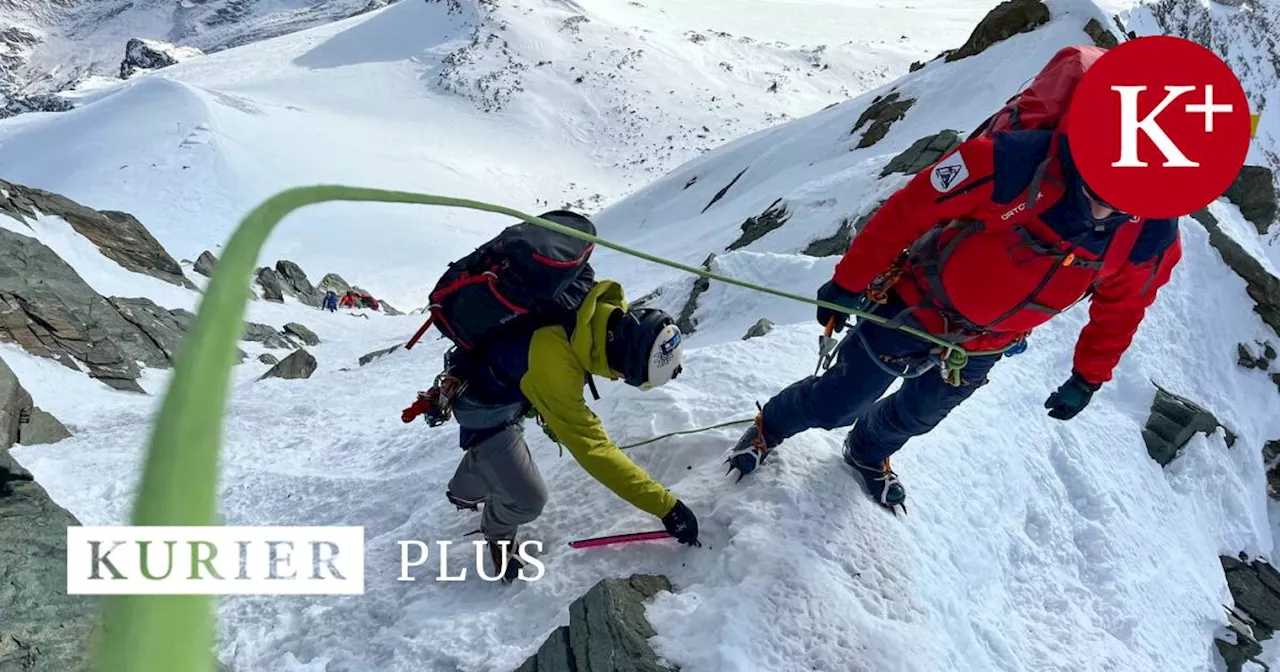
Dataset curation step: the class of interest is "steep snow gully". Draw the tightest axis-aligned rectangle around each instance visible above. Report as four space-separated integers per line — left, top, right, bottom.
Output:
3 0 1280 670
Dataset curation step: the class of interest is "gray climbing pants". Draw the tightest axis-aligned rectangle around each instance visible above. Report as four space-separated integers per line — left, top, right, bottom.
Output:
448 423 548 542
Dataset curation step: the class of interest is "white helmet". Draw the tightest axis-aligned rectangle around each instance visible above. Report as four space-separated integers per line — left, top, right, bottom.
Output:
606 308 684 389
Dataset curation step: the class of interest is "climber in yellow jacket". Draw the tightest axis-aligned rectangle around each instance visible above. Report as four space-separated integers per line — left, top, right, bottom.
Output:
436 280 698 580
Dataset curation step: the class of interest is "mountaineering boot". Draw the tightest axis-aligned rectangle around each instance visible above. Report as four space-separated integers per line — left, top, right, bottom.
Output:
843 443 907 514
726 406 771 482
485 536 524 584
446 490 481 512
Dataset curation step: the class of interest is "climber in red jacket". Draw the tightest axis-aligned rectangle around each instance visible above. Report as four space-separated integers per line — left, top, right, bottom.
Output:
726 111 1182 512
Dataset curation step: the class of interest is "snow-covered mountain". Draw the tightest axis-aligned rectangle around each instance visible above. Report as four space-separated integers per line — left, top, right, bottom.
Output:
2 0 1280 670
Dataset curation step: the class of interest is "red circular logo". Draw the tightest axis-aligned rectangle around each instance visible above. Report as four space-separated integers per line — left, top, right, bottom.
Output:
1067 36 1252 219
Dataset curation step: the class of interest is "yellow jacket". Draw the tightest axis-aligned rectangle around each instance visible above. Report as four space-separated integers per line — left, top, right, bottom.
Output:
518 281 678 518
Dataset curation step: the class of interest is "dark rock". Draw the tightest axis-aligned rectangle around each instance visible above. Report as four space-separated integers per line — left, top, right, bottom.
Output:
1216 605 1265 672
283 322 320 346
1264 342 1277 361
1 357 71 446
108 297 192 362
260 349 317 380
0 228 175 392
1272 372 1280 392
359 345 401 366
851 91 915 149
194 250 218 277
1192 209 1280 337
519 574 674 672
702 168 748 213
258 353 279 366
0 93 74 120
255 267 286 303
676 255 715 336
317 273 351 295
0 178 193 289
1223 556 1280 634
1223 165 1277 235
1238 343 1260 369
0 357 93 671
1142 386 1233 467
379 300 404 316
908 60 925 72
1267 439 1280 500
726 198 789 251
1083 18 1119 48
120 37 202 79
945 0 1050 63
243 322 294 350
881 130 962 177
18 407 71 446
743 318 774 340
276 260 321 306
803 208 877 257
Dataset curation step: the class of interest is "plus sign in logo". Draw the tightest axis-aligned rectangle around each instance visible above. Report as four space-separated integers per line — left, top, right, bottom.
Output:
1067 36 1253 219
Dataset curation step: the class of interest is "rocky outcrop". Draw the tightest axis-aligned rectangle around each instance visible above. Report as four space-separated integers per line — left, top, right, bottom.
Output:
108 298 194 363
379 301 404 316
0 228 173 392
803 209 876 258
1191 209 1280 337
1223 165 1277 235
255 267 286 303
257 353 279 366
851 92 914 149
119 38 204 79
1 358 91 671
881 131 961 177
0 93 74 120
676 254 715 336
1 178 193 289
726 199 789 251
243 322 295 350
516 574 674 672
1218 555 1280 672
194 250 218 277
317 273 351 295
260 349 317 380
1 357 71 448
276 261 321 307
743 318 774 340
283 322 320 346
1141 386 1234 467
1083 18 1120 48
359 345 401 366
944 0 1050 62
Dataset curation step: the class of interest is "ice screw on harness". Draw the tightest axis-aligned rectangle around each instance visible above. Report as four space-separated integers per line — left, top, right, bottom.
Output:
400 373 467 426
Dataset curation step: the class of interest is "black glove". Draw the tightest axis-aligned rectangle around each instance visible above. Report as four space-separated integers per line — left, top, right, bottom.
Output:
661 500 701 547
815 280 864 333
1044 371 1101 420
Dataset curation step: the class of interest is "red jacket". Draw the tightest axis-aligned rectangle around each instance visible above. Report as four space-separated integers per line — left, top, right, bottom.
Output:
832 131 1181 385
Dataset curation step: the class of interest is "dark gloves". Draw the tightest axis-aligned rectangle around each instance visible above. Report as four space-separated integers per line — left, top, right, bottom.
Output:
815 280 864 333
1044 371 1101 420
662 500 701 547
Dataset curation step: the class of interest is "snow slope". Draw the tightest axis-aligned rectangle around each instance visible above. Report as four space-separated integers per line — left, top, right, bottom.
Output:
0 0 993 309
6 0 1280 670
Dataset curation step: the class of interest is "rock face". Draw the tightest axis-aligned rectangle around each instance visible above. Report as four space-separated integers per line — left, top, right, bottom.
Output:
852 92 915 149
743 318 774 340
194 250 218 277
726 199 789 251
676 254 715 336
119 38 204 79
1 178 193 289
516 574 674 672
359 345 401 366
1141 386 1233 467
0 358 92 671
317 273 351 295
243 322 295 350
803 209 876 258
108 297 196 363
379 301 404 316
258 353 279 366
1191 209 1280 337
260 349 317 380
283 322 320 346
0 93 74 120
255 267 286 303
1218 555 1280 672
1083 18 1120 48
276 260 321 307
1222 165 1277 235
945 0 1050 62
0 227 173 392
0 357 71 448
881 131 962 177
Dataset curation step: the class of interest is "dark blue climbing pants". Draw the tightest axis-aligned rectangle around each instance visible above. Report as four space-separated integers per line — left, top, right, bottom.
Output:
759 298 1002 464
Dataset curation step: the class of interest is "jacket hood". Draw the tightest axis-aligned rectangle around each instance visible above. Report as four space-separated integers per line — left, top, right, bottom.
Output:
571 280 626 379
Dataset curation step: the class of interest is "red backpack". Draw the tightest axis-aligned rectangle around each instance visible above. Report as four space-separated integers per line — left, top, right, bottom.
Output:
967 45 1108 140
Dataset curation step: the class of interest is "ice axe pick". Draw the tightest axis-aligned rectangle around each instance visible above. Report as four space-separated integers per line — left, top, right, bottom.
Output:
815 317 838 376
